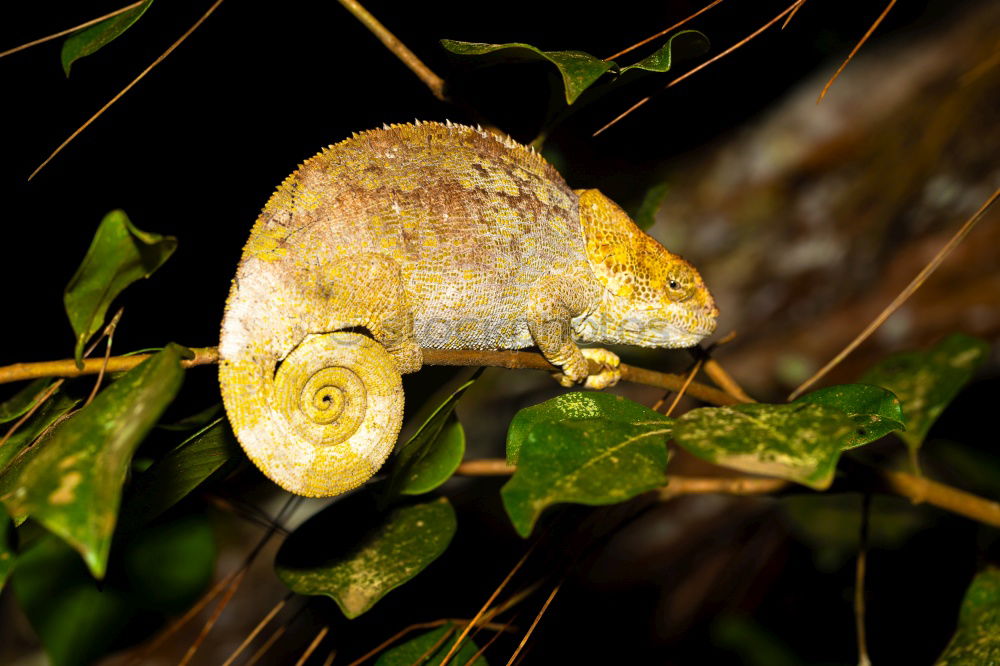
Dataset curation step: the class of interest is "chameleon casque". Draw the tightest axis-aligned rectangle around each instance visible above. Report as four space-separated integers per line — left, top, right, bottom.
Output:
219 121 718 497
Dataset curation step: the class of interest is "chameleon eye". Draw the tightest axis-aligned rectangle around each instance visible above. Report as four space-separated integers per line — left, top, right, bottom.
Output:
668 280 679 290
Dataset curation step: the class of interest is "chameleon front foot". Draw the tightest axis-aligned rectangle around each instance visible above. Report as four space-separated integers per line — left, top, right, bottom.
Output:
553 347 621 390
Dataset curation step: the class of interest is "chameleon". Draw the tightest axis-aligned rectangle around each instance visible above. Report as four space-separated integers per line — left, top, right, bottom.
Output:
219 121 718 498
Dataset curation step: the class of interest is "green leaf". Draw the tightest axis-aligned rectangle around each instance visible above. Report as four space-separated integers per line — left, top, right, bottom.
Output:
120 417 239 530
502 393 671 537
618 30 710 74
794 384 905 450
0 345 185 578
400 415 465 496
65 210 176 366
121 512 215 614
507 391 668 465
0 389 79 475
12 535 133 666
442 31 708 106
384 376 478 501
0 517 14 592
61 0 154 77
441 39 613 104
0 379 54 424
275 495 457 618
861 334 989 450
673 403 855 490
936 567 1000 664
375 621 488 666
632 182 669 230
11 512 214 666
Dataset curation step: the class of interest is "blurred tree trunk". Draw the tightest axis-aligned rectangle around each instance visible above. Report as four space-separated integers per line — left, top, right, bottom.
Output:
649 0 1000 397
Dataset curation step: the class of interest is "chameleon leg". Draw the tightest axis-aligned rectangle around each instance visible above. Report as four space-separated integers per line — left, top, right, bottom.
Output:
525 276 618 388
326 253 423 374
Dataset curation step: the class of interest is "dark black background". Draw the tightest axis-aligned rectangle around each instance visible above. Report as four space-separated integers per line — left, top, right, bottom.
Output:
1 2 992 664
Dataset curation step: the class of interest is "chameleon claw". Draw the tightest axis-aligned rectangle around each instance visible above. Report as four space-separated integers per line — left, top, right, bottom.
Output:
581 347 621 389
552 348 621 389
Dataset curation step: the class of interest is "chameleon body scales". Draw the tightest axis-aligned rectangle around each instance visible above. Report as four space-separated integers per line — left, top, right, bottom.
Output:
219 122 717 497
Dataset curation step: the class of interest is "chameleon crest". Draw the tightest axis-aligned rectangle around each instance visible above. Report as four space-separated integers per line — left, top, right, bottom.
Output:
219 121 717 497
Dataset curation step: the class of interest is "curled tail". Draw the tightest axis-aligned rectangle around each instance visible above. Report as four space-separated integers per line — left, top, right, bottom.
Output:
220 307 404 497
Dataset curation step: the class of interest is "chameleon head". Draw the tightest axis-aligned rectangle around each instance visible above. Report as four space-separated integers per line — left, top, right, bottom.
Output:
575 189 719 348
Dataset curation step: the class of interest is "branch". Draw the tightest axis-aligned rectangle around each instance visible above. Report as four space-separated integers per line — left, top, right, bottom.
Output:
337 0 447 102
0 346 741 406
0 347 220 383
453 459 1000 529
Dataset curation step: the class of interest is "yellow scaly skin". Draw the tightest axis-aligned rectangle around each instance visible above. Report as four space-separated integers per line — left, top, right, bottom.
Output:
219 121 718 497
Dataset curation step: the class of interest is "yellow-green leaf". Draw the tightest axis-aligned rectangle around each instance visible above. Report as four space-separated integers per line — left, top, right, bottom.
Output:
441 39 613 104
275 495 456 619
65 210 176 366
861 334 988 451
673 403 855 490
618 30 709 74
794 384 905 449
61 0 154 77
502 392 671 537
0 344 185 578
936 567 1000 664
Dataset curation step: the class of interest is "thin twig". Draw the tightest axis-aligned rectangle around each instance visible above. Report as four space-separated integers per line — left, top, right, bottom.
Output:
84 308 123 406
818 0 897 102
504 583 561 666
337 0 447 101
605 0 725 61
179 494 299 666
781 0 807 29
295 626 330 666
125 569 241 665
220 595 291 666
344 618 512 666
246 626 287 666
29 0 225 180
0 1 146 59
788 185 1000 400
855 492 872 666
439 543 541 666
463 614 516 666
701 358 755 403
0 380 63 451
0 346 739 406
178 568 248 666
417 626 458 665
0 311 121 450
594 0 805 137
665 358 704 417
